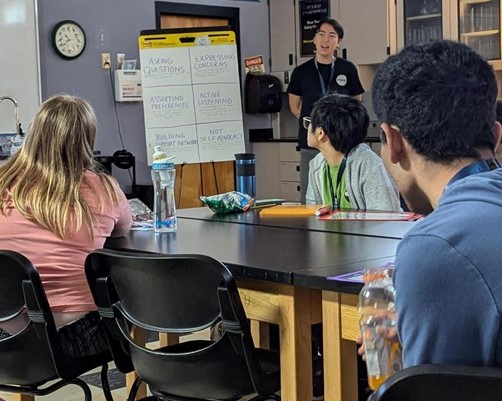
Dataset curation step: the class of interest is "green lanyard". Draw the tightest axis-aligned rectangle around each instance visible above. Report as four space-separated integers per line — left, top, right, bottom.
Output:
327 157 347 210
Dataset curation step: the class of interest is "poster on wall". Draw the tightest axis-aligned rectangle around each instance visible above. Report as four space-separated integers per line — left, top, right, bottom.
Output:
138 30 245 165
299 0 330 57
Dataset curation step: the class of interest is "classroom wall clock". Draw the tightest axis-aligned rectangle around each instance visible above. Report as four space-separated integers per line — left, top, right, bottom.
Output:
51 20 86 60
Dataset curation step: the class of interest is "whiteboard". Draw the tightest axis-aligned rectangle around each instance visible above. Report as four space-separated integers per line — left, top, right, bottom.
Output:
139 30 245 165
0 0 41 134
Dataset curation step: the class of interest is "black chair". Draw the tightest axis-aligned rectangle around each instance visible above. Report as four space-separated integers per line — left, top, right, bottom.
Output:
0 250 114 401
85 249 281 401
371 364 502 401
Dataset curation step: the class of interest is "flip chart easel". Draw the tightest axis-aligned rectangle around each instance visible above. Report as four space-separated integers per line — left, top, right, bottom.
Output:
139 29 245 165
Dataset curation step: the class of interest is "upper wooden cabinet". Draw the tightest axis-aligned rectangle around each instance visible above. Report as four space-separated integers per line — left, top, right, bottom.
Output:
451 0 501 68
390 0 502 69
391 0 451 50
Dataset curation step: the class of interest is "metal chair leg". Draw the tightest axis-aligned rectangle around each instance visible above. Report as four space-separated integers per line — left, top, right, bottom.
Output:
127 376 145 401
101 363 115 401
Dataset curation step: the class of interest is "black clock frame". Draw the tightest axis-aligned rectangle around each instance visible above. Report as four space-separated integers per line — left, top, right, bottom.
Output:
51 20 86 60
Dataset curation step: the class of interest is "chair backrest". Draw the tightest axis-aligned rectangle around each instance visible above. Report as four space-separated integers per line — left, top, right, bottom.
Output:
85 249 271 400
0 250 111 386
372 364 502 401
0 250 58 385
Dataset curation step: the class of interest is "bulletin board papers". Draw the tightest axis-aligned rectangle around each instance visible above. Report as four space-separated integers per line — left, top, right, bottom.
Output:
139 30 245 165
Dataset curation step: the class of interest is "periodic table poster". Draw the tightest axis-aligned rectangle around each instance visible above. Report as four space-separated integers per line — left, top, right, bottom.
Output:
138 30 245 165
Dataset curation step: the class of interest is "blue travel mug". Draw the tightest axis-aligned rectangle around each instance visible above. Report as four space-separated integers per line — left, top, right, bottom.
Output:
235 153 256 198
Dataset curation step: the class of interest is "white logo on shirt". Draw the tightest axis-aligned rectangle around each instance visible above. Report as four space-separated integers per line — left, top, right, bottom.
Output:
336 74 347 86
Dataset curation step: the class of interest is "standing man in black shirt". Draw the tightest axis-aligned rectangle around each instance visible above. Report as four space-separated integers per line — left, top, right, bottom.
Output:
288 17 364 204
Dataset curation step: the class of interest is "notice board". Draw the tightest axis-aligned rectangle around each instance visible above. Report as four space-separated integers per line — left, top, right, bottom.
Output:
139 29 245 165
299 0 330 57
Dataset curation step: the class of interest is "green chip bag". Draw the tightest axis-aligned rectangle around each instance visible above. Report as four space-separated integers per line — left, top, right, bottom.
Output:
200 191 254 214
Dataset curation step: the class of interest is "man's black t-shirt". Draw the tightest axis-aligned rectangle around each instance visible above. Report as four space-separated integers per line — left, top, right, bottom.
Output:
287 57 364 149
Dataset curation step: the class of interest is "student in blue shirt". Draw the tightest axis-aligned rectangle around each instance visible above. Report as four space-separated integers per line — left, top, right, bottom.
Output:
370 40 502 368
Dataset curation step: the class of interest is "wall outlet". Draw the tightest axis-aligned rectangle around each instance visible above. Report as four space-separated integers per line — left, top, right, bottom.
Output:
101 53 111 69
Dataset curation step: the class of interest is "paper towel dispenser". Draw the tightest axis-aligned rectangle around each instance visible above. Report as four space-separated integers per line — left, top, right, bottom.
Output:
245 73 282 114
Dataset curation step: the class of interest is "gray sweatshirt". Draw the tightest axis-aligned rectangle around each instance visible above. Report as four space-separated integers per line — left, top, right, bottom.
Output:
305 143 400 211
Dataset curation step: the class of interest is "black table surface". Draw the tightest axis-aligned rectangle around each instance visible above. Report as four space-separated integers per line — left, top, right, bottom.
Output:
293 256 396 295
177 207 415 240
106 218 400 286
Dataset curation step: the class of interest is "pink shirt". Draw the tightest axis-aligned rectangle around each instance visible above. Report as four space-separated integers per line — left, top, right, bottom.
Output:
0 171 132 318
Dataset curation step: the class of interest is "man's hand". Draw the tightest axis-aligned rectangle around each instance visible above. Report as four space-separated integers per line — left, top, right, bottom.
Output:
357 326 399 360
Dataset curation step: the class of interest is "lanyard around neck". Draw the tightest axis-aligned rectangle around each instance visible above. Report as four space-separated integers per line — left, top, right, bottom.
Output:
327 156 347 210
315 58 335 97
447 158 501 188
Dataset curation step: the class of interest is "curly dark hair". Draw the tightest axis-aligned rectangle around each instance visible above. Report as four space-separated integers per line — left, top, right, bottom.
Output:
372 40 497 163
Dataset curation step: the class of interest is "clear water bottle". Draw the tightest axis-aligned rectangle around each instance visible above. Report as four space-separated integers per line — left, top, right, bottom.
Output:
151 147 177 233
358 265 402 390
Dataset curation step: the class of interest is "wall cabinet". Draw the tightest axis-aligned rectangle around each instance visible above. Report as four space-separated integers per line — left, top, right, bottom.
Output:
338 0 390 64
451 0 501 68
269 0 296 73
392 0 451 50
390 0 502 70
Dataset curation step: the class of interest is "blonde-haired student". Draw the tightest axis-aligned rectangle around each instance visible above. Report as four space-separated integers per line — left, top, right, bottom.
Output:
0 94 131 358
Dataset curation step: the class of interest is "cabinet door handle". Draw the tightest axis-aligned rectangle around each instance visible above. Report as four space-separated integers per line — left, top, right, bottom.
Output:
296 185 300 192
296 165 300 172
295 145 300 152
288 53 294 65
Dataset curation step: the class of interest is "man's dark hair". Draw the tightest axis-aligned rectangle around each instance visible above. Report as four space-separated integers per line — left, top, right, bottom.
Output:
310 94 369 154
315 17 344 40
496 99 502 125
372 40 497 163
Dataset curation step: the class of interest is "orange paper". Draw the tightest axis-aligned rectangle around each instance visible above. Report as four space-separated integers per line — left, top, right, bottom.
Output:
259 204 325 217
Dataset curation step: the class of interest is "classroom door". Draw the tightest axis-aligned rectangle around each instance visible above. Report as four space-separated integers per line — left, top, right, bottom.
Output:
160 14 237 208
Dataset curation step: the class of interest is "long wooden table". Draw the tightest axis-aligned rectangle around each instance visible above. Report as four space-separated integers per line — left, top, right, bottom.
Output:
174 207 414 401
106 218 401 401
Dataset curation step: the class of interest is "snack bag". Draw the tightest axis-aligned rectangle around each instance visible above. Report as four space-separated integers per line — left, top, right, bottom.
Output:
200 191 254 214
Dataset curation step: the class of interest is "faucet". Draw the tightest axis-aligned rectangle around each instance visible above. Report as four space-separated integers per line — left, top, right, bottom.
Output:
0 96 22 137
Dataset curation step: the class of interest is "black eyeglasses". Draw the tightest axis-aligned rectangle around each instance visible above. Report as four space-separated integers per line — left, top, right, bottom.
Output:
303 116 311 130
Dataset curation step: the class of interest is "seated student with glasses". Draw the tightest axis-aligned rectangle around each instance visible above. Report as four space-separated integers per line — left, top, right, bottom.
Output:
0 94 132 358
305 94 399 400
305 93 400 211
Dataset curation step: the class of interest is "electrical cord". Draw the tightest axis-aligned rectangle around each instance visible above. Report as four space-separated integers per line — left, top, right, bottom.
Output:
177 162 186 208
199 162 204 201
108 67 134 186
211 160 219 194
